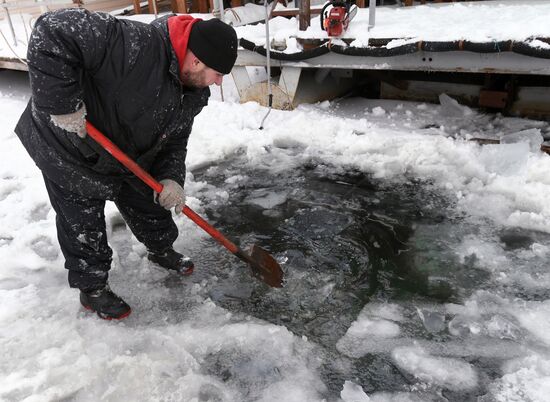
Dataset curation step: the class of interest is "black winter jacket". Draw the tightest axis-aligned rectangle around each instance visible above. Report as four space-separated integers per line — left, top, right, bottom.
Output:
15 8 210 199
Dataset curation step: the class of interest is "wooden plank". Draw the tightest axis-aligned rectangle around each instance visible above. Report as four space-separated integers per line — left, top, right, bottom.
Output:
0 58 28 71
479 89 508 109
272 7 322 17
234 48 550 76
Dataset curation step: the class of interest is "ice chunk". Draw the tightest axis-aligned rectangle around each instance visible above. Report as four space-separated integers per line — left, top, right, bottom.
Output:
244 190 288 209
371 106 386 116
392 346 478 391
349 317 401 339
500 128 543 153
369 392 429 402
337 304 402 358
448 315 482 337
485 315 522 341
478 142 530 176
416 308 446 333
363 303 405 322
341 381 370 402
439 93 473 117
337 316 401 358
510 300 550 346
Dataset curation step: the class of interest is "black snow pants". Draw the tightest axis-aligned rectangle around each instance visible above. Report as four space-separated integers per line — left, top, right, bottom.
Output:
43 175 178 291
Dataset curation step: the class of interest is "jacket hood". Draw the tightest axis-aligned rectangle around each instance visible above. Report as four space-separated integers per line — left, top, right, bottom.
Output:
167 15 202 73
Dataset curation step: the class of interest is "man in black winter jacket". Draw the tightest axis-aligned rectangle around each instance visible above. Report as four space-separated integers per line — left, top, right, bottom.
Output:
15 9 238 320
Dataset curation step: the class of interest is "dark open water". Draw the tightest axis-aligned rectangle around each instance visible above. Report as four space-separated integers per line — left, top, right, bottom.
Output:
155 155 550 402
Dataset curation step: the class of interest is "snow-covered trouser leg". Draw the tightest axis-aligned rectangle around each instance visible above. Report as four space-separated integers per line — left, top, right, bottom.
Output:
42 176 112 292
114 182 178 253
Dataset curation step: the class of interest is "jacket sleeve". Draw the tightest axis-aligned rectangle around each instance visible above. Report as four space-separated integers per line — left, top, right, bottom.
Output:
27 8 115 115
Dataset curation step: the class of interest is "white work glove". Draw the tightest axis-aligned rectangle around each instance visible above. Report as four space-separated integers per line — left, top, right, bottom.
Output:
50 104 87 138
155 179 186 213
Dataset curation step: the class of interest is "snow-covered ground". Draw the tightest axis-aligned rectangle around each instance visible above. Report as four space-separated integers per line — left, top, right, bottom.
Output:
2 63 550 400
1 1 550 400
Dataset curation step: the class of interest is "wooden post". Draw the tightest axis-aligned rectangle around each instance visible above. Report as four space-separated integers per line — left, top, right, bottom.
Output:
199 0 209 13
299 0 310 31
171 0 188 13
147 0 158 14
133 0 142 14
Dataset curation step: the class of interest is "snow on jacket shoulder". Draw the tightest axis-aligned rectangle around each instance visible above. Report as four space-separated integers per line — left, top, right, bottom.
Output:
16 8 210 199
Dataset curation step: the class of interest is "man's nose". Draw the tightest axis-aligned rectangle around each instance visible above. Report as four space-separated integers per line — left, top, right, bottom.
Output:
214 75 223 86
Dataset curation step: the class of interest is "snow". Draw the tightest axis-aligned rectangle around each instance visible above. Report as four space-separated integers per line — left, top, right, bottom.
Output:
488 355 550 402
4 72 550 401
3 1 550 60
2 2 550 400
2 64 550 400
236 1 550 52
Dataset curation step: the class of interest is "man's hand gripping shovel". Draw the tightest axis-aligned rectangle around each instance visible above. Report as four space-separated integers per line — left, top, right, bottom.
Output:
85 121 284 288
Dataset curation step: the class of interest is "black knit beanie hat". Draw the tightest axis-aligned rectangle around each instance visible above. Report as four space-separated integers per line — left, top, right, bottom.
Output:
188 19 238 75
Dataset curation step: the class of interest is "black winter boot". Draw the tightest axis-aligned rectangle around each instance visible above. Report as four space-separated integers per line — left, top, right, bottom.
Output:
80 285 131 320
147 247 194 275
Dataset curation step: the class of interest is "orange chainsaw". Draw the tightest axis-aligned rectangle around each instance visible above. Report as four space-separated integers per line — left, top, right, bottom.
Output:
320 0 358 37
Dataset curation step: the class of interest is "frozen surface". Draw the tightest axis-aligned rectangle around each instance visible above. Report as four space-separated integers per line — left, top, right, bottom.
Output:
2 63 550 401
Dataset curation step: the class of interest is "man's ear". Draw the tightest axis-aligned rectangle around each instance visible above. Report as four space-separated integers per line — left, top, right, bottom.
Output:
187 53 202 71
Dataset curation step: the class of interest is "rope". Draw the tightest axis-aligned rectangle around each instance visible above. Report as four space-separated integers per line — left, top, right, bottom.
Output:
0 27 28 66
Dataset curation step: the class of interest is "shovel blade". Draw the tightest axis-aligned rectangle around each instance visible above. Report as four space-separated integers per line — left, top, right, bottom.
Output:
248 244 284 288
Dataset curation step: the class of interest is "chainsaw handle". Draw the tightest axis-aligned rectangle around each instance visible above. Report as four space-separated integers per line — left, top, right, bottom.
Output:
320 2 330 30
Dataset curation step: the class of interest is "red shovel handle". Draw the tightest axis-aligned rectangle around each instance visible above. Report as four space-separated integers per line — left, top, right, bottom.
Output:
85 121 239 254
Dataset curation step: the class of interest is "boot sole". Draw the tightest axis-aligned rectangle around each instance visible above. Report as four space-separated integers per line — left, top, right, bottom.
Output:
81 303 132 320
148 257 195 276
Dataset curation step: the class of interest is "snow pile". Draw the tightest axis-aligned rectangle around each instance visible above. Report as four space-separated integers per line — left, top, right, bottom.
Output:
0 296 326 401
486 355 550 402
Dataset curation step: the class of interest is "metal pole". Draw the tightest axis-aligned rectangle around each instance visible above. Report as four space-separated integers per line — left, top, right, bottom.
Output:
152 0 158 19
218 0 225 22
368 0 376 31
2 0 18 47
259 0 272 129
